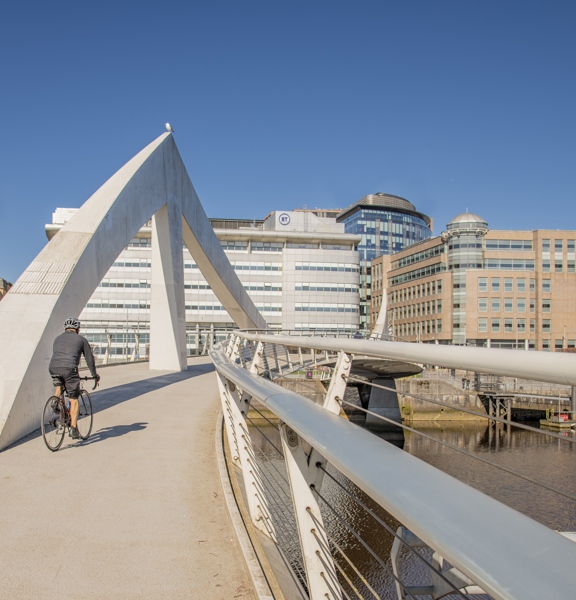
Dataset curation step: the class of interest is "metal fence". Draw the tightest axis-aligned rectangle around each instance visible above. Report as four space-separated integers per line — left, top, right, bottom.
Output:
211 331 576 600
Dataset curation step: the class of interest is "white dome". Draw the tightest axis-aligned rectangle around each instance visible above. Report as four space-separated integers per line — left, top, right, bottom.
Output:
448 212 486 225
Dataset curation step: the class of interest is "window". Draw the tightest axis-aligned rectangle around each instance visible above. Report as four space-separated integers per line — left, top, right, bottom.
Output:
491 318 501 332
432 281 436 294
478 278 488 292
568 240 575 252
437 300 442 313
478 318 488 332
517 298 526 312
555 340 564 350
504 299 513 312
530 299 535 312
491 278 500 292
542 262 550 273
437 319 442 333
542 340 550 351
555 261 563 273
569 261 576 273
542 319 551 333
543 280 551 294
530 319 535 333
517 319 526 332
437 280 443 294
491 298 501 312
542 239 550 252
568 340 576 349
504 319 513 332
504 278 513 292
517 278 526 293
555 239 563 252
530 279 535 293
478 298 488 312
542 300 551 313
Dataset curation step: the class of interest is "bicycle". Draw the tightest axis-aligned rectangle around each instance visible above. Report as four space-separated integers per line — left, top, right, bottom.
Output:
41 376 97 452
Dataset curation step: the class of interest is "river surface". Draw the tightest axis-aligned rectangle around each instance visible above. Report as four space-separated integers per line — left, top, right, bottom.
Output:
248 419 576 599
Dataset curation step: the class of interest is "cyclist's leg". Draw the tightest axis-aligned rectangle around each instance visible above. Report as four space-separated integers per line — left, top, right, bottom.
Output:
62 369 81 428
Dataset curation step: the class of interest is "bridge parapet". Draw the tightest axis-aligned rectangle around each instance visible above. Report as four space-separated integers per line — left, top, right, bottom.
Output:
211 331 576 600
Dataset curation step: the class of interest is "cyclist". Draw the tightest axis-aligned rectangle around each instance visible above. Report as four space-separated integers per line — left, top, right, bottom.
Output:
49 318 100 439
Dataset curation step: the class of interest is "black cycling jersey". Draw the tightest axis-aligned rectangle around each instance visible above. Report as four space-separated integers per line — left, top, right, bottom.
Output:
49 331 97 377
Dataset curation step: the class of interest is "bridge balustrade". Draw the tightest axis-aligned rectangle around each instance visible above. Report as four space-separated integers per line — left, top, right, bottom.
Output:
211 331 576 600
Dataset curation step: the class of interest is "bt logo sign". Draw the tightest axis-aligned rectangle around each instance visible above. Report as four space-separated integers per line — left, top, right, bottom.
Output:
278 213 291 226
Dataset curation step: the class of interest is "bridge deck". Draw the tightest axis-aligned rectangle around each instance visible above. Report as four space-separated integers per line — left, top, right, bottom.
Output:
0 357 256 600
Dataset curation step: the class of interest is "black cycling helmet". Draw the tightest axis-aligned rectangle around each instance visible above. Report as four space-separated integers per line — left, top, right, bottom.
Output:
64 317 80 331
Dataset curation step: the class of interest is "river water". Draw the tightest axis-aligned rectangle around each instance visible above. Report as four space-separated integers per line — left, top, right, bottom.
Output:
249 419 576 599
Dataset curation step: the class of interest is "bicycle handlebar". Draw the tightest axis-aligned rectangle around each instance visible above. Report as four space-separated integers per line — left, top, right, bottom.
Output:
80 376 99 391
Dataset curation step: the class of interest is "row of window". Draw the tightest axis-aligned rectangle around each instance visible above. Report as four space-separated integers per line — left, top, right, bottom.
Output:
542 239 576 252
294 324 358 332
483 259 535 270
478 277 534 293
477 298 549 313
542 261 576 273
87 302 150 309
392 245 444 270
477 318 557 334
185 304 282 312
295 284 359 293
390 263 445 286
295 262 360 273
99 281 150 288
395 320 443 337
394 300 442 320
390 280 443 303
85 333 150 344
484 239 532 251
295 303 359 313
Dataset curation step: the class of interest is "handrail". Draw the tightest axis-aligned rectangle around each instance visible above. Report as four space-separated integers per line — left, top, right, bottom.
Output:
211 342 576 600
235 331 576 386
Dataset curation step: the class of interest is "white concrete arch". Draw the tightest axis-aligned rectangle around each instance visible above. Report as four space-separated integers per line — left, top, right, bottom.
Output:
0 133 266 450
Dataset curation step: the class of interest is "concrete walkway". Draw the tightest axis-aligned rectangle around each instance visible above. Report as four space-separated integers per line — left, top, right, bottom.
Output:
0 357 256 600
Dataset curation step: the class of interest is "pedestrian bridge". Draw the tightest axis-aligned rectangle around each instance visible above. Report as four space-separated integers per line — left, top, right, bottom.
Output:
2 337 576 600
2 134 576 599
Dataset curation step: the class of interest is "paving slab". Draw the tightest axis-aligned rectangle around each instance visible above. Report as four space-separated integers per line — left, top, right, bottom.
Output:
0 357 256 600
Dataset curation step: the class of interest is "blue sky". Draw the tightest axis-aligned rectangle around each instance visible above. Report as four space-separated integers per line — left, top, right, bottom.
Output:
1 0 575 282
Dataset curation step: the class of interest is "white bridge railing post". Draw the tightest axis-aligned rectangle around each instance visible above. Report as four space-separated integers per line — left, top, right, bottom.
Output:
279 351 351 599
217 343 277 541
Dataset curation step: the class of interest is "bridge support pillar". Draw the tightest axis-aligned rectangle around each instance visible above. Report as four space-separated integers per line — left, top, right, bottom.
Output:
149 202 187 371
365 377 402 431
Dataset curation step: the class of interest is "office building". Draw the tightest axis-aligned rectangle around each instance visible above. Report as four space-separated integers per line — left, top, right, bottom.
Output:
371 212 576 350
46 208 361 358
337 193 432 329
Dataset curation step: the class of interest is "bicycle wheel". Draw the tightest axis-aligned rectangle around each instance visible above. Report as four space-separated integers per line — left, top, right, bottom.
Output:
42 396 65 451
77 390 93 440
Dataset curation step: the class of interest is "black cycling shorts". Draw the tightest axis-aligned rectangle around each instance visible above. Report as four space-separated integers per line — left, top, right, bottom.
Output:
49 367 81 399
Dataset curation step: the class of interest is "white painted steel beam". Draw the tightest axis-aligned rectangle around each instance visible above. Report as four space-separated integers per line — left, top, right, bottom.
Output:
236 332 576 387
210 343 576 600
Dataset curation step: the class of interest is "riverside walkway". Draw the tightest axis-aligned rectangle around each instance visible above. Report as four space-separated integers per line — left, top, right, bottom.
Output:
0 358 256 600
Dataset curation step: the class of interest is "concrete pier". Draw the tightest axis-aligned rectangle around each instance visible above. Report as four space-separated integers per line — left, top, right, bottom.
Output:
0 358 255 599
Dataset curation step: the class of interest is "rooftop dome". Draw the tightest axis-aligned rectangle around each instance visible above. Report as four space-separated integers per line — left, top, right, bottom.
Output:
448 212 487 226
344 193 416 213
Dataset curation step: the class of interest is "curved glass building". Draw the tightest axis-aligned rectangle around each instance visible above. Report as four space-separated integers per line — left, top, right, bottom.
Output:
338 193 432 328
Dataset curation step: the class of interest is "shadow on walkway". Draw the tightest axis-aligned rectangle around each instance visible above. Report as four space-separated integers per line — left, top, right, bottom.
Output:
90 362 215 414
61 422 149 450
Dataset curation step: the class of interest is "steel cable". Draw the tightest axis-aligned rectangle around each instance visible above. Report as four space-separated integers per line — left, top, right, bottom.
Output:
316 464 471 599
311 528 380 600
345 375 576 445
309 490 422 600
337 397 576 504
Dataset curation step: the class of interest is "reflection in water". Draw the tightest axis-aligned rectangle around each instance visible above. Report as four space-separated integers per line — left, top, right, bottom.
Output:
249 420 576 598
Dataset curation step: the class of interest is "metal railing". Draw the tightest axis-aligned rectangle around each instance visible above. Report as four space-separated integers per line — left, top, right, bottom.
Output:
211 331 576 600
